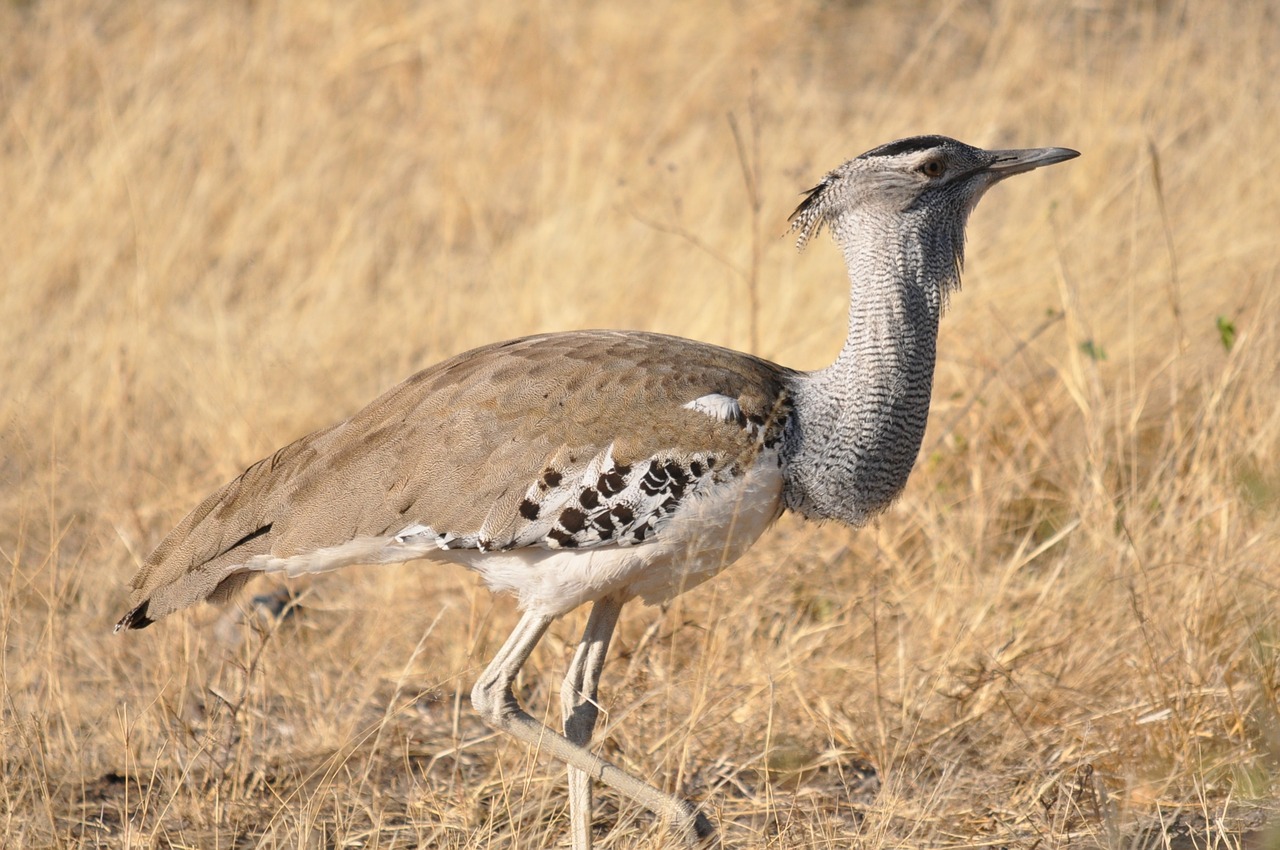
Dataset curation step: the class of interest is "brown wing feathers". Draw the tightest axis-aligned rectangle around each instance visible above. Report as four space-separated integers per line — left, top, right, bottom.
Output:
117 331 791 631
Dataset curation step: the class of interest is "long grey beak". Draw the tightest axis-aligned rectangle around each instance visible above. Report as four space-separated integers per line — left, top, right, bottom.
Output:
986 146 1081 176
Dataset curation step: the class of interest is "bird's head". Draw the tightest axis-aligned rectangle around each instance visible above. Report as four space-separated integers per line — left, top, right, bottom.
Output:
790 135 1079 252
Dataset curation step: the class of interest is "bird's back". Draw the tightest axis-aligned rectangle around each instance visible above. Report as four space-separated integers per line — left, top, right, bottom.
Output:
119 330 795 628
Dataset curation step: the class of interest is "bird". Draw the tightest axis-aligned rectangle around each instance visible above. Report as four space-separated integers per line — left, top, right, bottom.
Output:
116 135 1078 848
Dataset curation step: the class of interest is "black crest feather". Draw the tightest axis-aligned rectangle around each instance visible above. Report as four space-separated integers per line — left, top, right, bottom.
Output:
788 174 836 252
857 135 956 160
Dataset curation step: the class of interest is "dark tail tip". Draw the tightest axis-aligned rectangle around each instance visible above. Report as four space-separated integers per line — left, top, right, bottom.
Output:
114 600 154 633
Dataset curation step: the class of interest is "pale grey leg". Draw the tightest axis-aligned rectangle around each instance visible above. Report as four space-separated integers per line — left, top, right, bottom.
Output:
561 595 624 850
471 609 714 848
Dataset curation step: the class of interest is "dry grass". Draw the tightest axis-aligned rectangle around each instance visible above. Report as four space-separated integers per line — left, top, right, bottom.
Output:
3 0 1279 847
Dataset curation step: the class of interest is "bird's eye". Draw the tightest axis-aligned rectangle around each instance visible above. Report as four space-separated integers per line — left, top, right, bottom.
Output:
920 159 945 178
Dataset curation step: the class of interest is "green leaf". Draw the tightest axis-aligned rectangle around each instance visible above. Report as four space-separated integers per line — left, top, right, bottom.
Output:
1216 315 1237 351
1079 339 1107 361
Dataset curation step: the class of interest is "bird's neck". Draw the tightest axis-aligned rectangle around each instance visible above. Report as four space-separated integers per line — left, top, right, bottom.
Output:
783 205 963 525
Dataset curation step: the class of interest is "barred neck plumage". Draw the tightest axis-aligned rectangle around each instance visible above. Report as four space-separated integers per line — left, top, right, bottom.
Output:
781 197 964 526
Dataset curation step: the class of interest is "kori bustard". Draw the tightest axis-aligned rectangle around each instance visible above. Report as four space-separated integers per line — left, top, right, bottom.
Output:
117 136 1077 847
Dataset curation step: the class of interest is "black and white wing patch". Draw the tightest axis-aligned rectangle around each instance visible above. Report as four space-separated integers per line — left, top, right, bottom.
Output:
503 443 734 550
393 388 790 556
394 443 731 554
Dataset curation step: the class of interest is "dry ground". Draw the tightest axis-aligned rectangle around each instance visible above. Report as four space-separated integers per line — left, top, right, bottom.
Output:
3 1 1279 847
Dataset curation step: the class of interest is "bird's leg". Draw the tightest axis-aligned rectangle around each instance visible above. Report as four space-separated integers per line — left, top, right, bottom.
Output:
560 595 624 850
471 609 715 848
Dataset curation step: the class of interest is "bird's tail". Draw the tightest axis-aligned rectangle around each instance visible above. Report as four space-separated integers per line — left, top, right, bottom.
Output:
114 444 300 632
114 516 274 631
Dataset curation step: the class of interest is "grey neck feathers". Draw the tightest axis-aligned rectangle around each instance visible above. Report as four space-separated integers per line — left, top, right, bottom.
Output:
782 202 966 526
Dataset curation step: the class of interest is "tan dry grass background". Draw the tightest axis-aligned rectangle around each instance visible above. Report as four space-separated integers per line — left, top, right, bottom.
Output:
3 1 1279 847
